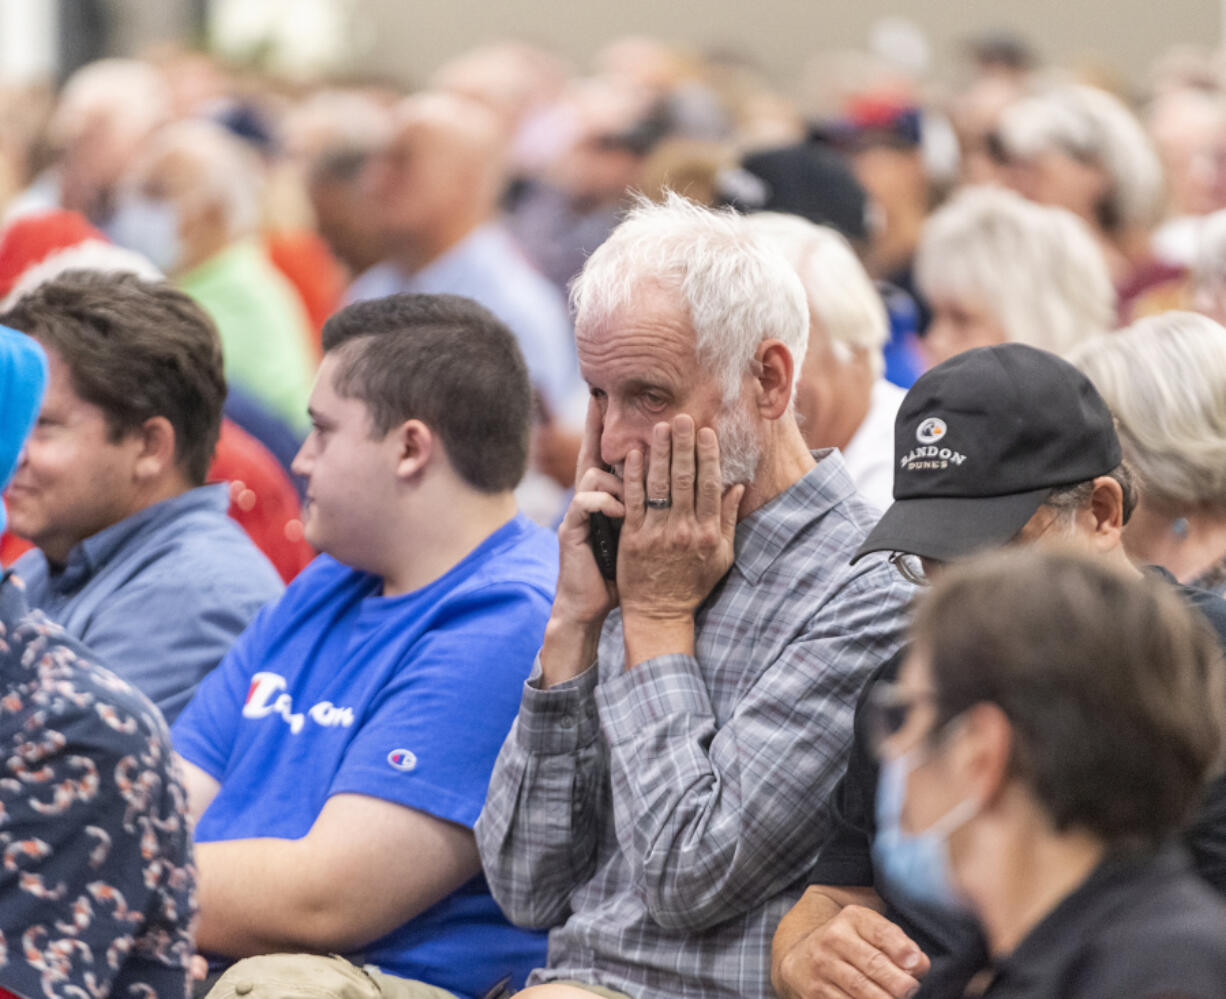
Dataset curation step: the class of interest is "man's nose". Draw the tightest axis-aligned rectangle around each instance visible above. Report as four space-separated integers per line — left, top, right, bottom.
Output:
290 438 314 478
598 405 642 471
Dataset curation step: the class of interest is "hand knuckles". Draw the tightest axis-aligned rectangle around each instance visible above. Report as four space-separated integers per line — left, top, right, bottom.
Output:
862 949 899 984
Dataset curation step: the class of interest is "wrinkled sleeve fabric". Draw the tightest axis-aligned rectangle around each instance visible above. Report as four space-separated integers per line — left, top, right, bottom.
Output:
475 658 607 931
596 572 902 932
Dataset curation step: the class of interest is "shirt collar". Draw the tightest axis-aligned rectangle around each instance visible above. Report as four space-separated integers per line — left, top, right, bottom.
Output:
988 844 1186 989
50 484 229 594
732 450 856 585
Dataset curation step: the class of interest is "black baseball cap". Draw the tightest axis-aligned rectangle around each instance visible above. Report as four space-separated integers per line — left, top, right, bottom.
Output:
851 343 1121 564
718 142 869 244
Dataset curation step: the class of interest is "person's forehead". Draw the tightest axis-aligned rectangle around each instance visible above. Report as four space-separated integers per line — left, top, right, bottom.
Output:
312 352 373 416
38 347 74 397
576 290 701 376
37 346 102 417
311 353 347 401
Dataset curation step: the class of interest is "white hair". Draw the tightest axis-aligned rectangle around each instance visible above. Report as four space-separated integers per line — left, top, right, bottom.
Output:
997 83 1165 231
745 212 888 377
137 119 264 239
50 59 170 147
1069 311 1226 513
570 191 809 402
915 185 1116 356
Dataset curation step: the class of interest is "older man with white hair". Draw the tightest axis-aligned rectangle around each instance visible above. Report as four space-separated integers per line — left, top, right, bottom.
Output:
109 119 315 434
475 194 912 999
748 213 901 509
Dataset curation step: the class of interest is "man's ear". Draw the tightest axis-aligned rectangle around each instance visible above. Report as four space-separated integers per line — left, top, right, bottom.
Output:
1087 475 1125 550
949 701 1014 810
395 419 434 482
132 416 177 481
753 339 795 421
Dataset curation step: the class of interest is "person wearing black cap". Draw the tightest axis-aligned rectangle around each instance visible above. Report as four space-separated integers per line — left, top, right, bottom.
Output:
771 342 1226 999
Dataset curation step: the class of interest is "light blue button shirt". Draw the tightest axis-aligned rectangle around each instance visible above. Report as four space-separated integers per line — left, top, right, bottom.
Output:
346 223 586 425
14 484 284 723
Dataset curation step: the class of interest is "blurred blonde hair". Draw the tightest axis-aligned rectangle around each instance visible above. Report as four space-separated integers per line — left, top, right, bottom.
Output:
916 185 1115 355
997 83 1165 232
746 212 888 377
1070 311 1226 512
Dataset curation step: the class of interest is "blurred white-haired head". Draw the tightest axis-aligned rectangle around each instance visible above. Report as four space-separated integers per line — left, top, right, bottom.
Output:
48 59 172 219
997 83 1165 234
745 212 888 376
916 185 1116 364
1070 311 1226 514
109 118 265 275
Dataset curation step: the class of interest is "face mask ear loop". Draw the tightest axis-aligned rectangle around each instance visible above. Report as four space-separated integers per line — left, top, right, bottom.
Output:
894 727 983 839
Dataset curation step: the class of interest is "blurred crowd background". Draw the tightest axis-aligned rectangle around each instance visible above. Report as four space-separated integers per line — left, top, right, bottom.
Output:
5 0 1226 559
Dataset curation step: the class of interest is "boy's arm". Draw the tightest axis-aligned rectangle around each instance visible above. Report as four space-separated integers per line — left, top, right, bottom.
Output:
194 792 479 956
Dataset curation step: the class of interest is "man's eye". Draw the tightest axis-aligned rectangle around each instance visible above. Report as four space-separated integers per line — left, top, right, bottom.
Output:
641 393 668 411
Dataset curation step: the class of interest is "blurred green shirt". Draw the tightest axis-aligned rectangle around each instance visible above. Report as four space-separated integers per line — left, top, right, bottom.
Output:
179 239 315 435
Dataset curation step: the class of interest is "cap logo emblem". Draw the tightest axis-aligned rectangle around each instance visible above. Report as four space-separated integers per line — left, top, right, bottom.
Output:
916 417 947 445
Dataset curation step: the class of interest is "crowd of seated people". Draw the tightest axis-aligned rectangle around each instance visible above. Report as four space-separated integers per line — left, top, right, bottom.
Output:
0 21 1225 999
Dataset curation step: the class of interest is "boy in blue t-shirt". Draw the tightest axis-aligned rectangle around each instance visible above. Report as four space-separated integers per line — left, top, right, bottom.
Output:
172 293 559 999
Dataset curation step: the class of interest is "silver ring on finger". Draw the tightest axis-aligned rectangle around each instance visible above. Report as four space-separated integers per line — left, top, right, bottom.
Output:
645 496 672 510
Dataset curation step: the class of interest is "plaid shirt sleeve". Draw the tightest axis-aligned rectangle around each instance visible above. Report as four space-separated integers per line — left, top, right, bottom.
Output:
476 655 608 930
595 570 904 932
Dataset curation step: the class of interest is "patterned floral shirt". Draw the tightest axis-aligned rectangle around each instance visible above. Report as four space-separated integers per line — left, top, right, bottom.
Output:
0 573 195 998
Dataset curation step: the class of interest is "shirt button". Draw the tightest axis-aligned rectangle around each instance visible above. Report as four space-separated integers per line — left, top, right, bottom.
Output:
560 713 576 729
234 982 254 996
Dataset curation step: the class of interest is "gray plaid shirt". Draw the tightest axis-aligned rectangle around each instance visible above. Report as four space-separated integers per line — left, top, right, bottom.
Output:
476 452 912 999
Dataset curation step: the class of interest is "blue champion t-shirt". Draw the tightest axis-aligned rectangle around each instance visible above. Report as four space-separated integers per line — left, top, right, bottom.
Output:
173 513 557 998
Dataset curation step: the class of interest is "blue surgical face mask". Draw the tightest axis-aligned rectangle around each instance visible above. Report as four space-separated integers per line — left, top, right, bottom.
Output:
105 194 181 275
873 742 979 914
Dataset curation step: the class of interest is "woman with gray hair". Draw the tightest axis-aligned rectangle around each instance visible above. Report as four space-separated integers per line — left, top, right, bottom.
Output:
996 83 1165 282
1070 310 1226 595
915 184 1115 366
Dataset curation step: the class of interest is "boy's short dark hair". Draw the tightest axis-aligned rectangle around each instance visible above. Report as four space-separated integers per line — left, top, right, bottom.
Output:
0 271 225 485
913 548 1226 849
321 293 532 493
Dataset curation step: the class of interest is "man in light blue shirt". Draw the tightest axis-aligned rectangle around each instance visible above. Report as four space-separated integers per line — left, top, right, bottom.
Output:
0 271 283 722
348 93 585 427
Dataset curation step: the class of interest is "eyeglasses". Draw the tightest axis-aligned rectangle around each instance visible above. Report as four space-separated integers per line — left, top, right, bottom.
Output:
865 678 937 755
889 551 930 587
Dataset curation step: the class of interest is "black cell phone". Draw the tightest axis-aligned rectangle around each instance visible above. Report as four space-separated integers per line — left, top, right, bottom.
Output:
588 511 622 581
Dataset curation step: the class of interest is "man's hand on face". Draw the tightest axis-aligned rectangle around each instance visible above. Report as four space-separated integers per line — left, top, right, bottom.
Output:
618 414 743 668
776 905 930 999
540 399 625 686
